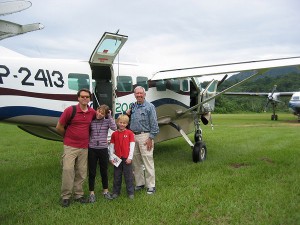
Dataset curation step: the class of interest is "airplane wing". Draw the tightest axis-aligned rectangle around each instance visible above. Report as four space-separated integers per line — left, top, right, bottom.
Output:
150 56 300 81
0 20 44 40
0 0 31 16
0 0 44 40
166 57 300 118
224 92 295 97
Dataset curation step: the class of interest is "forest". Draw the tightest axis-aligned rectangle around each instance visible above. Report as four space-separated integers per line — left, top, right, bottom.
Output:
214 66 300 113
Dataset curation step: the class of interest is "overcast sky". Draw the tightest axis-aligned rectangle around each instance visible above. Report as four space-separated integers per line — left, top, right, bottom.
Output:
1 0 300 70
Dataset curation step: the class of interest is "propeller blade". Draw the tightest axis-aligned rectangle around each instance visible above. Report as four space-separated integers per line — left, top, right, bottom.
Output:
264 85 277 112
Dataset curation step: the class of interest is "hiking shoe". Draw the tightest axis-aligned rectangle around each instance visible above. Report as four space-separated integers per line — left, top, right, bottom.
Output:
61 198 70 207
128 194 134 199
111 193 119 199
147 187 156 195
134 185 145 191
89 194 96 203
74 196 87 204
103 192 113 200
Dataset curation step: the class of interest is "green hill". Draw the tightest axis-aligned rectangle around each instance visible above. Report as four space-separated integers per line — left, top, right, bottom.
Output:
215 66 300 113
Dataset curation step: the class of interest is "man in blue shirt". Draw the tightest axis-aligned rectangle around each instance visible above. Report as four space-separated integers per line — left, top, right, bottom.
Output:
127 86 159 194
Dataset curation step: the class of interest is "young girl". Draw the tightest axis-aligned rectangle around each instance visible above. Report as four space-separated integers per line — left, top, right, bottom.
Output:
88 105 117 203
109 114 135 199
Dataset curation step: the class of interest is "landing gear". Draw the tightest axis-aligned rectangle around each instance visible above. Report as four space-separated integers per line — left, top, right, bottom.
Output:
194 129 202 143
270 102 278 121
168 120 207 163
192 141 207 163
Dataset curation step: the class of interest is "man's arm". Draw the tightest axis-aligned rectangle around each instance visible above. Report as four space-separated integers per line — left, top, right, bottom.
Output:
148 104 159 139
56 122 65 136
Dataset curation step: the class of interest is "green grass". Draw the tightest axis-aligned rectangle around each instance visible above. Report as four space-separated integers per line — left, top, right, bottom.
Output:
0 113 299 224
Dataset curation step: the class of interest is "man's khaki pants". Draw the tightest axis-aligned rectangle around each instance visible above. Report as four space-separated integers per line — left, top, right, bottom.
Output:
61 145 88 199
132 133 155 188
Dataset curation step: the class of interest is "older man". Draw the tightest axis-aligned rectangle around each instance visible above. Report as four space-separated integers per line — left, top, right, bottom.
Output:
127 86 159 194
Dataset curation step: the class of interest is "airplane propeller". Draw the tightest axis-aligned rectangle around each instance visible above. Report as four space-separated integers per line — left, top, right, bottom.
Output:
264 85 277 112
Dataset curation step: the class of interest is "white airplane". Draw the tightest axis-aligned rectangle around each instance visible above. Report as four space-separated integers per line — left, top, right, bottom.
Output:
225 85 300 121
1 1 300 163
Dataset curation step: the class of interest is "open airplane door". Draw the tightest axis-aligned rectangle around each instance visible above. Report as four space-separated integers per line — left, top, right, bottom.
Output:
89 32 128 66
89 32 128 110
201 79 219 113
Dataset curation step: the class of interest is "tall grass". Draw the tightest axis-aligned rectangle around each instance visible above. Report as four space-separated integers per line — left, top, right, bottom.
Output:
0 113 299 224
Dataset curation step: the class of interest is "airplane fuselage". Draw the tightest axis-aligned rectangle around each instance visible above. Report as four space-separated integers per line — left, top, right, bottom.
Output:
288 92 300 120
0 53 196 142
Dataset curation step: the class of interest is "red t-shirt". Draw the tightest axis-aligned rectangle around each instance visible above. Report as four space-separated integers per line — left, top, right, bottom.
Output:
110 129 135 158
59 104 96 148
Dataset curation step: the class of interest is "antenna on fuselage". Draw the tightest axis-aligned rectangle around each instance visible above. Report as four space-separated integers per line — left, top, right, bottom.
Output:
113 29 121 113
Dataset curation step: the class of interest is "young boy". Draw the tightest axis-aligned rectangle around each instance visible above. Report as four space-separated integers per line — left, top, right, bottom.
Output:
109 114 135 199
88 105 117 203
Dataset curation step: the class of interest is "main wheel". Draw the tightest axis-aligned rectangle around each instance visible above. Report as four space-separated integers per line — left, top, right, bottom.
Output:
192 141 207 163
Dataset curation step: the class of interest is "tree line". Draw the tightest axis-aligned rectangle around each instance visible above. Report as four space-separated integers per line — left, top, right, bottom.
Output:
214 67 300 113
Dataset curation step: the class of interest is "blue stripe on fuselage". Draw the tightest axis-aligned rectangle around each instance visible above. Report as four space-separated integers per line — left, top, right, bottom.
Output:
0 106 62 120
152 98 189 108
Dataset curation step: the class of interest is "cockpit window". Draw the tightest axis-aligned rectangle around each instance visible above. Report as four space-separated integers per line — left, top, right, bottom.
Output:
182 80 189 92
68 73 90 91
292 96 299 100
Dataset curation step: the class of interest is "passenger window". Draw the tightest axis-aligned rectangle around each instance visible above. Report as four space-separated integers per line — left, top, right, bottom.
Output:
117 76 132 92
68 74 90 91
156 80 166 91
136 76 148 91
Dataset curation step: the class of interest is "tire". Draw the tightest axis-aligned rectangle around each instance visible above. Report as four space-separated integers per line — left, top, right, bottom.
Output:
192 141 207 163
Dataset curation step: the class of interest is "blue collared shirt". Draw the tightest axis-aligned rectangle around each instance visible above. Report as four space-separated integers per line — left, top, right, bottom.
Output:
130 100 159 139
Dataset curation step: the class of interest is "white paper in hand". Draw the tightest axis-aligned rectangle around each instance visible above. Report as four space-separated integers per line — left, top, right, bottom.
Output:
112 154 122 167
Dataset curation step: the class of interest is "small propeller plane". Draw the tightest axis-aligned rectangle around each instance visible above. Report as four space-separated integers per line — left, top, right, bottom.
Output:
1 1 300 163
225 85 300 122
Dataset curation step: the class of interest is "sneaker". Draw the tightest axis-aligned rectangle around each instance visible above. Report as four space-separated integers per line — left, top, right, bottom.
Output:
103 192 113 200
89 194 96 203
128 194 134 199
134 185 145 191
74 196 87 204
61 198 70 207
111 193 119 199
147 187 156 195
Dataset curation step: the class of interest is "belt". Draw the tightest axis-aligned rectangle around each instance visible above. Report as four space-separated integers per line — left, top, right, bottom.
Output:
133 131 150 135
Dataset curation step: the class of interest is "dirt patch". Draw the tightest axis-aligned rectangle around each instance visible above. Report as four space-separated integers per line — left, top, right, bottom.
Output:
260 157 274 164
230 163 249 168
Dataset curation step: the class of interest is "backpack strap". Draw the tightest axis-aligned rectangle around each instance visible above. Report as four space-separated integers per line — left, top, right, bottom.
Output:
65 105 76 129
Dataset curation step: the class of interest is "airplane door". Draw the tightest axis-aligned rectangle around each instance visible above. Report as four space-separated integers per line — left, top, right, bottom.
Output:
201 80 218 112
89 32 128 110
89 32 128 66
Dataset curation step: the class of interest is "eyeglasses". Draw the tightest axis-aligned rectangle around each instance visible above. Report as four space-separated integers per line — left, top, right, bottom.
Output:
80 95 90 99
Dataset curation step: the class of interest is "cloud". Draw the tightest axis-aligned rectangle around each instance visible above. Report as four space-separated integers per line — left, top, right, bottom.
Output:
1 0 300 69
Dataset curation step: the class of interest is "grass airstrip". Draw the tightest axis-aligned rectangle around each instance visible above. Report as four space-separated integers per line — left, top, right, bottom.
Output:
0 113 299 224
